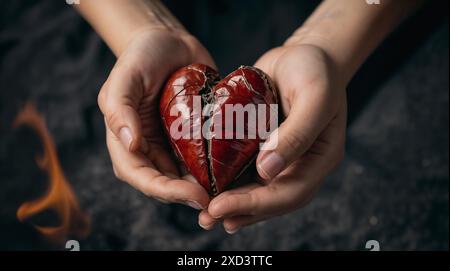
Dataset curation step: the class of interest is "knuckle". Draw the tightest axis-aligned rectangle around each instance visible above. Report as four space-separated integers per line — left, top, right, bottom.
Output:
266 184 278 195
247 193 259 215
105 110 121 131
112 165 124 181
97 92 105 113
283 131 311 151
141 189 154 198
220 196 235 211
143 175 171 200
140 183 156 198
97 83 109 113
281 186 315 214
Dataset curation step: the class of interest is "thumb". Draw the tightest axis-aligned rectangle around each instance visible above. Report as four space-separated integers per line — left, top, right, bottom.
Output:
256 95 333 181
98 71 143 152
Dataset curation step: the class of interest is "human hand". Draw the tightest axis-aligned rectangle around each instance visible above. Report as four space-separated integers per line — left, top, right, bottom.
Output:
198 44 347 233
98 28 215 209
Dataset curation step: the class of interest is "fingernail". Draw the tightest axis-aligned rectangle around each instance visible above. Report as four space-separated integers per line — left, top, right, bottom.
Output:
199 221 214 230
225 228 240 235
119 127 133 150
257 151 285 180
184 200 203 210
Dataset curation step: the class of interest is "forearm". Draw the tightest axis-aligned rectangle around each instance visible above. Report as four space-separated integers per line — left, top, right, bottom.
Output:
286 0 424 84
76 0 186 56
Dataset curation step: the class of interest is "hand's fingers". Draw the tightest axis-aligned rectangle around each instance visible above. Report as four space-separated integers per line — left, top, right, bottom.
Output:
126 166 209 209
211 183 261 205
216 183 318 234
210 102 347 220
98 65 144 152
198 185 260 231
222 215 264 234
222 192 319 233
107 128 210 208
208 172 315 219
198 210 220 230
206 183 261 218
146 143 180 178
255 48 343 182
256 84 337 181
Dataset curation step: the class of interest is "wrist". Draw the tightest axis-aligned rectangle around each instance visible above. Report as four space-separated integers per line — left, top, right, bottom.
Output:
77 0 188 57
120 27 214 70
121 25 191 53
284 28 352 86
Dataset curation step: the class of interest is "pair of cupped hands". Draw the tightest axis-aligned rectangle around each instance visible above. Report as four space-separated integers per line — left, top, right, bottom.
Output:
99 28 347 234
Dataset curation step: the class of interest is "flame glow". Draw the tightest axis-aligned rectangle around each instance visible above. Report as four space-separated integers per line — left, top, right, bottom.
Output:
14 103 90 244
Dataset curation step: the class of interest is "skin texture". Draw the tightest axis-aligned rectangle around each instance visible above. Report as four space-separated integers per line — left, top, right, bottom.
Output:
97 29 216 209
199 44 347 231
76 0 424 233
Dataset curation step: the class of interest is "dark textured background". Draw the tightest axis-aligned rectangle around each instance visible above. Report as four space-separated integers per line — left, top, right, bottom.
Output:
0 0 448 250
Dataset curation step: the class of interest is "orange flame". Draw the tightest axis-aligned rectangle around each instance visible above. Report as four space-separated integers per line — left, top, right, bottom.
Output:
14 103 90 244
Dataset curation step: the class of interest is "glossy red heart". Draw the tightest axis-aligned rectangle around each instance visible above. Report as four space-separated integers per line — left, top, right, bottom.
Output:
160 64 278 196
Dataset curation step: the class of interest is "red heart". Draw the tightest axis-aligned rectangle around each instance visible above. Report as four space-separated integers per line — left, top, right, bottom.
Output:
160 64 278 196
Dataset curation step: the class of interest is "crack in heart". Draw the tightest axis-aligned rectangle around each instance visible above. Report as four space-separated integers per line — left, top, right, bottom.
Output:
160 64 278 196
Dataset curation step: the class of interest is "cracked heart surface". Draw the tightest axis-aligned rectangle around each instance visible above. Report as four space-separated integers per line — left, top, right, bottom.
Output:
160 64 278 196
